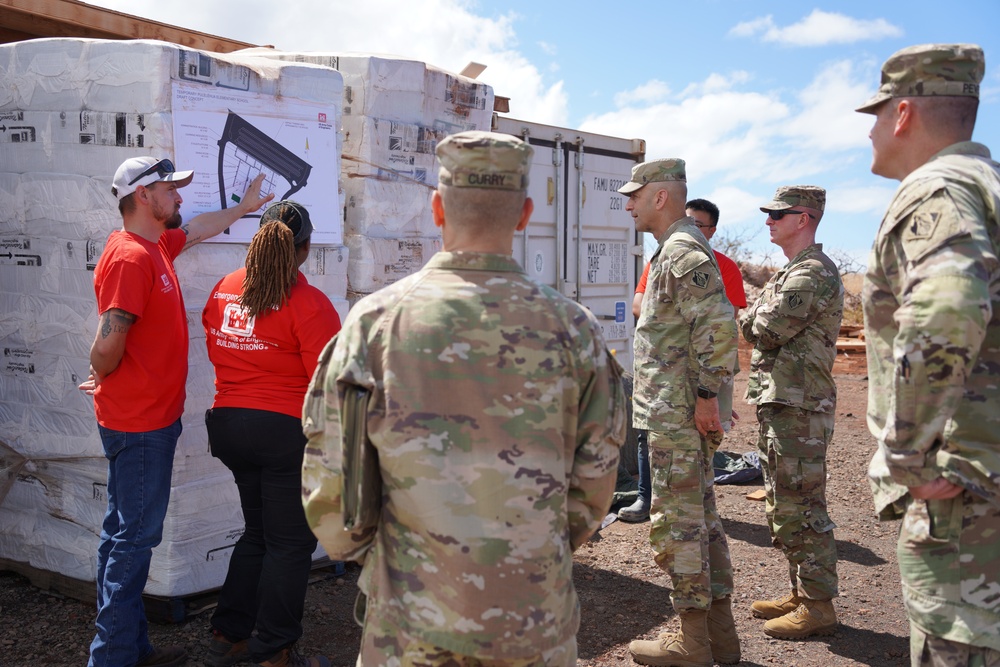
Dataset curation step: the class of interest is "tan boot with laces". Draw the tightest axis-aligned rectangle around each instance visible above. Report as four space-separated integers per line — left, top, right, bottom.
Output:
763 599 838 640
750 591 802 619
628 609 712 667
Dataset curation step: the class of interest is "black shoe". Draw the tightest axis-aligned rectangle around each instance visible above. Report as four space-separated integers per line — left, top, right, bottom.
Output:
618 497 650 522
137 645 188 667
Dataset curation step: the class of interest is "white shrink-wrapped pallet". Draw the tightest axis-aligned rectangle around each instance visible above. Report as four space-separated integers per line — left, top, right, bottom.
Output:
0 38 347 597
237 49 494 244
344 233 442 298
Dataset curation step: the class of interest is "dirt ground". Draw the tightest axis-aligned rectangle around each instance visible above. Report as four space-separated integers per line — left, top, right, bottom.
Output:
0 345 910 667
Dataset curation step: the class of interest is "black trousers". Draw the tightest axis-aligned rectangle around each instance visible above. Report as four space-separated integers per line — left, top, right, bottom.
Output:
206 407 317 660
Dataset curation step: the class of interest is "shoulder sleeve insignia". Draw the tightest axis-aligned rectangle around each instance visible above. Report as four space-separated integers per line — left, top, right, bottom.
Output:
786 293 803 310
692 270 709 289
907 211 940 239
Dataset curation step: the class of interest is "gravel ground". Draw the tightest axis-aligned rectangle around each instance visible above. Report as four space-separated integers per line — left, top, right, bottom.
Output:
1 350 910 666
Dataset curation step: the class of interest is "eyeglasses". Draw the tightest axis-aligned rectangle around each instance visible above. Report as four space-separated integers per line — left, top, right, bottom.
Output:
694 223 717 229
127 158 176 186
768 209 816 221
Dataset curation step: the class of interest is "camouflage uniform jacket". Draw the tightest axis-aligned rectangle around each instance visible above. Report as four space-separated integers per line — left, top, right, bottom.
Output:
864 142 1000 519
741 243 843 412
302 251 626 659
633 216 736 431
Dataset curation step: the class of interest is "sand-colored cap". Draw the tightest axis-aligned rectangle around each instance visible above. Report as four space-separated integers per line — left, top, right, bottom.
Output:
760 185 826 212
436 130 533 191
856 43 984 114
617 158 686 194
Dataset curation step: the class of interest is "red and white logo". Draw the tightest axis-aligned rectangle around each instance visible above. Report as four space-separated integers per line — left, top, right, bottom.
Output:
221 303 254 337
318 112 328 123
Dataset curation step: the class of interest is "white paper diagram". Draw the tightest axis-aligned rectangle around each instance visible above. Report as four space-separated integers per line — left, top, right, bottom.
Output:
171 82 342 244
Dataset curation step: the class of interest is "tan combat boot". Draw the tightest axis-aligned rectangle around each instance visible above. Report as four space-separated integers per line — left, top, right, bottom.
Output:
708 596 741 664
763 598 838 640
750 591 802 619
628 609 712 667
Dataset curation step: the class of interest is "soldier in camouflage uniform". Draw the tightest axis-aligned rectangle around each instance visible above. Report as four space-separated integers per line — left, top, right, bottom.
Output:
740 186 844 640
857 43 1000 667
619 159 741 667
300 130 627 667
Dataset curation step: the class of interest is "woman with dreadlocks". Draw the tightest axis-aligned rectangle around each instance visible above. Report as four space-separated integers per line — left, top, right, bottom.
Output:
202 200 340 667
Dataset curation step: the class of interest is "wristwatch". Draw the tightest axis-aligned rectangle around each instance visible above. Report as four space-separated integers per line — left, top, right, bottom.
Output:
696 386 717 399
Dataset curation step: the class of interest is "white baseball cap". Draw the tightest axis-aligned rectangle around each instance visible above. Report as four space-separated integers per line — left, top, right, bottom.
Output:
112 156 194 200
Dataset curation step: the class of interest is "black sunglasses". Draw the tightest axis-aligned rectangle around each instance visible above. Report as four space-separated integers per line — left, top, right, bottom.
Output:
768 209 816 221
127 158 176 186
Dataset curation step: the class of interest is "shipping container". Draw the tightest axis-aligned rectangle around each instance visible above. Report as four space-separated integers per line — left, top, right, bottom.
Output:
494 116 645 368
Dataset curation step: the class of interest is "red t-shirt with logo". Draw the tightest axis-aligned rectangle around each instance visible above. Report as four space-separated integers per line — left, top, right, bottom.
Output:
202 268 342 418
92 228 188 431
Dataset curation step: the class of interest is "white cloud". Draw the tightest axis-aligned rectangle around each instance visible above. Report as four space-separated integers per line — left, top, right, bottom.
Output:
581 55 882 189
580 84 787 185
703 186 767 226
679 71 752 97
728 16 773 38
827 183 896 216
613 80 672 108
729 10 903 46
781 59 876 152
538 41 557 56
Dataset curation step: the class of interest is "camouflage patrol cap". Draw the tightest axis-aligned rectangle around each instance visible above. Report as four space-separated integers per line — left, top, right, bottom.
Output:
436 131 533 191
760 185 826 212
617 158 686 194
856 43 985 114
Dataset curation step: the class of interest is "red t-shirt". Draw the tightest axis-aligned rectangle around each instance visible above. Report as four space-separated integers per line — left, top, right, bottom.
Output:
92 228 188 431
636 261 651 295
636 250 746 308
715 250 747 309
203 268 342 418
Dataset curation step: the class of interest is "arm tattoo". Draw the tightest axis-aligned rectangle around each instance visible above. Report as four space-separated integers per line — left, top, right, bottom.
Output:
100 309 136 339
180 224 203 250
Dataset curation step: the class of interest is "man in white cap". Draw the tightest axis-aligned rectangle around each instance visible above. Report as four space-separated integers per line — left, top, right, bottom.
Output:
81 157 272 667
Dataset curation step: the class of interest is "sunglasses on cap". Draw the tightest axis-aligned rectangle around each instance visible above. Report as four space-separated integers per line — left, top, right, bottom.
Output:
768 210 816 221
128 158 177 186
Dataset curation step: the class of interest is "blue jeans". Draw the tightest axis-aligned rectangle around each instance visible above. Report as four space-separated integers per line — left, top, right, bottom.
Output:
206 407 318 661
89 419 181 667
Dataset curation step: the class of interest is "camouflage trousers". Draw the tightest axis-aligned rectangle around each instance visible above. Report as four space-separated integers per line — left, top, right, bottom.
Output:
755 404 838 600
911 623 1000 667
899 493 1000 660
357 616 577 667
648 428 734 612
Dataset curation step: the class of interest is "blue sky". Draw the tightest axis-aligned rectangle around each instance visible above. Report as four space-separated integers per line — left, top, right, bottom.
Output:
86 0 1000 265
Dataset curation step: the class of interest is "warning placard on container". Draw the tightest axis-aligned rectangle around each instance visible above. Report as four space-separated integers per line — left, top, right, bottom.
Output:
584 241 628 284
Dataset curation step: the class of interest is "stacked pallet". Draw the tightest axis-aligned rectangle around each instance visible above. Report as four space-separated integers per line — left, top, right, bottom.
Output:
0 38 346 598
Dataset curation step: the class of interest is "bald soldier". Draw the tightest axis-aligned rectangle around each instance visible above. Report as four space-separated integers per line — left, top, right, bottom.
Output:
301 131 626 666
620 159 740 667
858 44 1000 666
740 186 844 640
